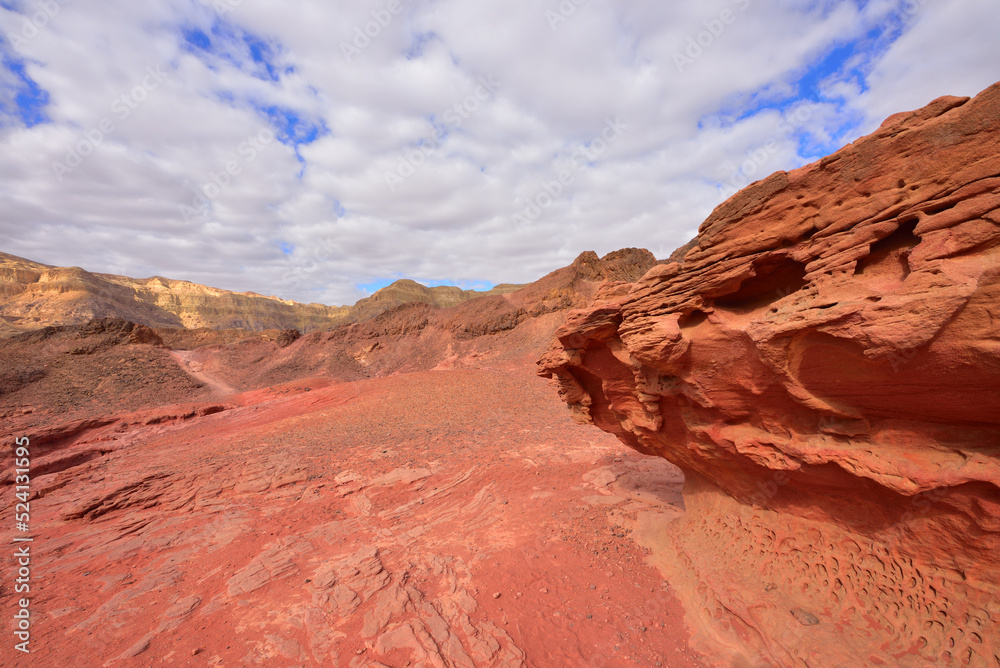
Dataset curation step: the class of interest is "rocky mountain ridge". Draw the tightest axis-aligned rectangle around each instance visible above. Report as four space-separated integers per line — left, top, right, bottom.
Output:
0 251 524 336
0 245 679 667
0 247 658 424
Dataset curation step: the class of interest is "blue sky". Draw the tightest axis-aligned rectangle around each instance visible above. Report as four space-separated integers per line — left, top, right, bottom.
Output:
0 52 48 126
1 0 998 305
359 276 498 294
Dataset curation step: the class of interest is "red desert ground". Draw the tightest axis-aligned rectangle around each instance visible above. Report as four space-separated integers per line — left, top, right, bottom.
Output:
3 84 1000 667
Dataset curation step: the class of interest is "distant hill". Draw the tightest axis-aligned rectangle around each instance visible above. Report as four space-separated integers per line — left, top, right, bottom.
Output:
0 249 656 337
0 252 523 336
0 247 660 414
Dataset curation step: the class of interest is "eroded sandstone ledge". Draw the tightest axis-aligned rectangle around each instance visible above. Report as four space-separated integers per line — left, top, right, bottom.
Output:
539 83 1000 666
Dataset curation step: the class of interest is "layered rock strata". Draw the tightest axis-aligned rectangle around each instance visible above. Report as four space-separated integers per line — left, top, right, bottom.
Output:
539 84 1000 666
0 252 523 335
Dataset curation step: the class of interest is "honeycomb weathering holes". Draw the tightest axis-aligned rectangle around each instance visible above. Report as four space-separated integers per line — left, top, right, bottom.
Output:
854 220 921 281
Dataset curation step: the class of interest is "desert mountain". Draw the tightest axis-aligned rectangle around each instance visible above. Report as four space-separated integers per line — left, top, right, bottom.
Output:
0 246 684 668
540 83 1000 665
0 247 657 424
0 251 524 336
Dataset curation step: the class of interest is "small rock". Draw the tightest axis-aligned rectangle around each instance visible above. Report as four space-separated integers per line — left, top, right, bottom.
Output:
540 588 548 594
790 608 820 626
765 582 778 592
493 592 501 599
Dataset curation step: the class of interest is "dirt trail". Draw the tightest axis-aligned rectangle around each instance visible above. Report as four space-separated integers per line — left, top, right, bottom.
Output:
171 349 237 396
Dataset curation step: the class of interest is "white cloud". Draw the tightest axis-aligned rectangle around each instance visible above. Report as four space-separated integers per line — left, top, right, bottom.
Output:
850 0 1000 130
0 0 996 307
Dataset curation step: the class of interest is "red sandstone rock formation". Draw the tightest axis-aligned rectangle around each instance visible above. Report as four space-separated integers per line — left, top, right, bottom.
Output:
539 83 1000 666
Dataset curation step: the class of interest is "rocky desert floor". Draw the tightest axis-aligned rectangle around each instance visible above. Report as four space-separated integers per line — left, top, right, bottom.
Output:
2 358 705 667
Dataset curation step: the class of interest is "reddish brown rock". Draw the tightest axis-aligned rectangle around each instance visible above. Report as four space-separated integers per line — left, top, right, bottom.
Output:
0 366 706 667
0 245 698 667
127 248 658 396
540 83 1000 666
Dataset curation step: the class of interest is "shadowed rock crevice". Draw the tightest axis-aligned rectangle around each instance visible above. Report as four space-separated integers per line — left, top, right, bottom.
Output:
714 257 809 311
854 219 920 282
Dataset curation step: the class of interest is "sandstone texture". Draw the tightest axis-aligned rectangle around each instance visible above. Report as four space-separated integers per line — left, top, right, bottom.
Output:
540 83 1000 666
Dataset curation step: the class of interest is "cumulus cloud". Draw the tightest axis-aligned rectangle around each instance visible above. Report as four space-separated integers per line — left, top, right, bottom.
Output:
0 0 996 306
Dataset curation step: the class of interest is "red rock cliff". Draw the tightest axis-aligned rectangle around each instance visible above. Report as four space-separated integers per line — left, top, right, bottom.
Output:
539 83 1000 666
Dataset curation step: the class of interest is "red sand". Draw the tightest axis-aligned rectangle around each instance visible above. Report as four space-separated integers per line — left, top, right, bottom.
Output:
4 365 705 667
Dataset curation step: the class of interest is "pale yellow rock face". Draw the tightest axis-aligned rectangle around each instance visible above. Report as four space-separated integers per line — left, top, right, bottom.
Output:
0 253 521 335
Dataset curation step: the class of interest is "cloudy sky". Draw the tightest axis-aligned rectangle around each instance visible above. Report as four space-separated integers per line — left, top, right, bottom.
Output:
1 0 997 305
